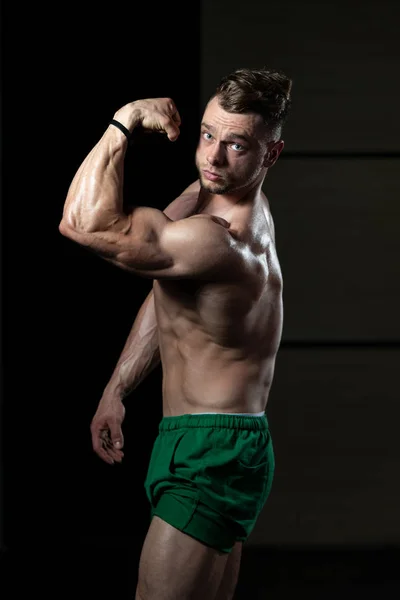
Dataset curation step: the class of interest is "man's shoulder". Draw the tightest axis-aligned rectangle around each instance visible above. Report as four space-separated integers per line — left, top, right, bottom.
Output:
162 180 201 221
180 179 201 196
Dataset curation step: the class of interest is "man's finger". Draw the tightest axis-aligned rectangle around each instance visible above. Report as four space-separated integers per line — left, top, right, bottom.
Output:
168 130 180 141
109 419 124 450
107 446 124 463
166 123 180 141
160 115 180 142
98 447 115 465
167 100 180 123
92 434 114 464
95 433 123 464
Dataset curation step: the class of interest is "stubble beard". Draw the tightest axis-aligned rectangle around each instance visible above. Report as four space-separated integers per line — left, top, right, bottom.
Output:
199 170 236 195
200 179 231 195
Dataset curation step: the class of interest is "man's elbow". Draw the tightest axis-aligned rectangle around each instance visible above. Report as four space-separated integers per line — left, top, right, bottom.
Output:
58 215 97 238
58 219 94 251
58 218 83 241
59 217 81 238
59 219 70 237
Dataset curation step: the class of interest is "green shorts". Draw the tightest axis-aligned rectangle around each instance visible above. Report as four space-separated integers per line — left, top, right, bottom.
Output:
144 412 274 553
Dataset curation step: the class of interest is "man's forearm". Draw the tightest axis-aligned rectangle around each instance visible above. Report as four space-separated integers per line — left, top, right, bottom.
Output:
61 127 131 233
60 98 180 236
104 289 160 400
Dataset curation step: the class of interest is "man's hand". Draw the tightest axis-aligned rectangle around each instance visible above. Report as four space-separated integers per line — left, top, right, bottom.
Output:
90 395 126 465
114 97 181 141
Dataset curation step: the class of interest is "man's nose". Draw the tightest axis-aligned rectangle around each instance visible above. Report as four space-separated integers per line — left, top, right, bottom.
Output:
207 143 225 166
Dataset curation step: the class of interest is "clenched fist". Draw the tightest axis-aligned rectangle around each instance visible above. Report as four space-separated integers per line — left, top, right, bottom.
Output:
113 97 181 141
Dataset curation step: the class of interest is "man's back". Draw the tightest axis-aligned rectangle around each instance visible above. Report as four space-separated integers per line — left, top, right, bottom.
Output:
153 192 283 416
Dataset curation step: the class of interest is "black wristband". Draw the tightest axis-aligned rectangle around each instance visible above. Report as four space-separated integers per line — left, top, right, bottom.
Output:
109 119 131 141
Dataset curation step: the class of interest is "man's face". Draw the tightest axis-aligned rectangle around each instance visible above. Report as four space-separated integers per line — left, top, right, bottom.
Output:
195 96 273 195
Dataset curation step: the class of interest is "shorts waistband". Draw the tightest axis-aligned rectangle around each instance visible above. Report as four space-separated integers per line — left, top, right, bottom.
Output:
159 412 268 432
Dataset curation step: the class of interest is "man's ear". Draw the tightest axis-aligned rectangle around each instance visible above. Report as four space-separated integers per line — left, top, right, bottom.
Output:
263 140 285 168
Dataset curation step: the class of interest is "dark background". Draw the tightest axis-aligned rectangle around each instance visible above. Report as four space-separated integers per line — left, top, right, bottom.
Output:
2 0 400 597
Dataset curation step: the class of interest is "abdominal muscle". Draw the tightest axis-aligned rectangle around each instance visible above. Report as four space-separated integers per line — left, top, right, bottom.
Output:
161 351 277 416
154 277 283 417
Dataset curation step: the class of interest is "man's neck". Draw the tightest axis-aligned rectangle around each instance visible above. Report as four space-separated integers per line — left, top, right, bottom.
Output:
199 177 266 213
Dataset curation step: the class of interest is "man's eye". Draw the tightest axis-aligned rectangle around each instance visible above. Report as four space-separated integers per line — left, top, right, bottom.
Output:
202 132 212 140
231 143 244 151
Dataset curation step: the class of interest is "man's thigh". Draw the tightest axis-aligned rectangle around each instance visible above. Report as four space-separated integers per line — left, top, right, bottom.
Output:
135 516 231 600
215 541 242 600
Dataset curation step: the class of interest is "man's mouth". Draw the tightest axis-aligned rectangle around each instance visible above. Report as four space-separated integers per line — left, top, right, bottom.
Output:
203 170 222 181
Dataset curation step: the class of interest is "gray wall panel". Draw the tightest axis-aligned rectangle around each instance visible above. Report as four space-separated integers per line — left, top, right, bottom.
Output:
247 348 400 546
201 0 400 152
263 158 400 341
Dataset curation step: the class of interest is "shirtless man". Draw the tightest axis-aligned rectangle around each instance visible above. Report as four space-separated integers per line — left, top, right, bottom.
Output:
59 67 292 600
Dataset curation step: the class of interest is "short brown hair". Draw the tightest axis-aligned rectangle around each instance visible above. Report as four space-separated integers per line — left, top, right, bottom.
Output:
213 67 292 139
